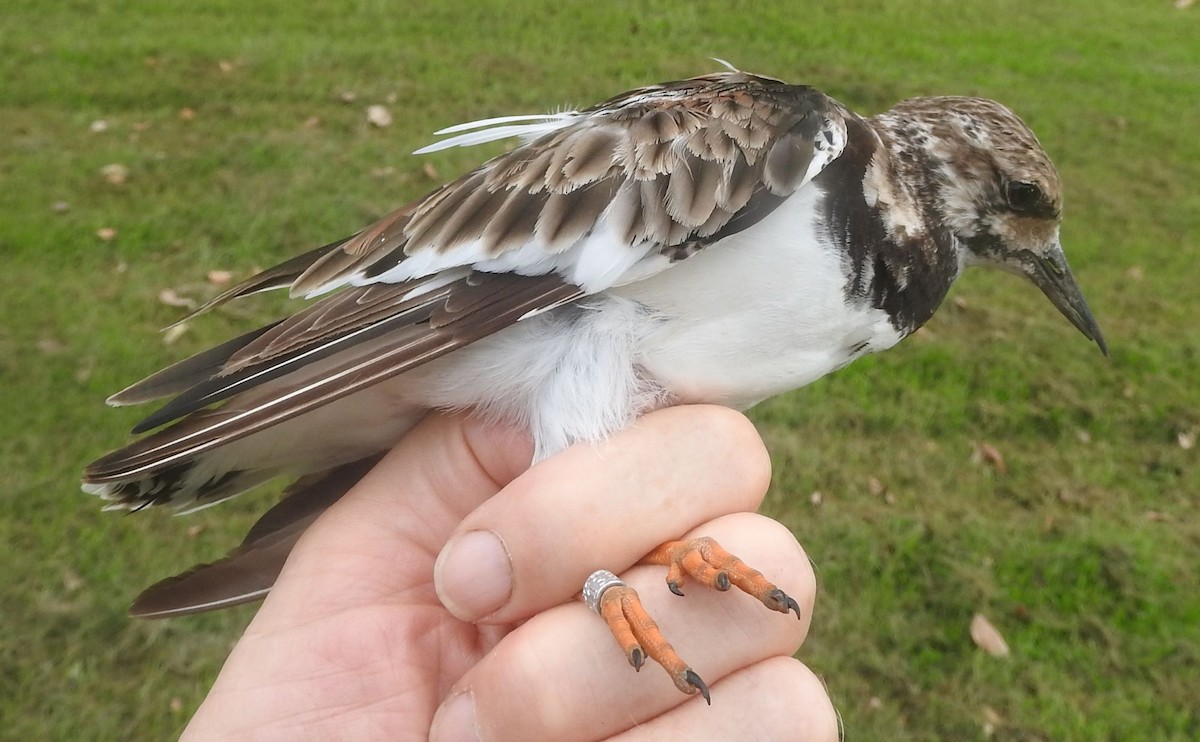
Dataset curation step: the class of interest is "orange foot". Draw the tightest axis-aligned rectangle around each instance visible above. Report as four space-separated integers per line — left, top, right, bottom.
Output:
583 537 802 704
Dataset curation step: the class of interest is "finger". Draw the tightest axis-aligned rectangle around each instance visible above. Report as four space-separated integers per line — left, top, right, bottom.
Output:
429 513 816 742
434 405 772 622
616 657 839 742
259 411 534 625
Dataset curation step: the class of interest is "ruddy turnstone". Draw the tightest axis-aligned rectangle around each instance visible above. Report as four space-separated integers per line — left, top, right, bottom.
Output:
83 67 1105 701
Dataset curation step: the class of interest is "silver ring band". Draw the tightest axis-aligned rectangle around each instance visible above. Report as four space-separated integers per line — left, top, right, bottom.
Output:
582 569 624 614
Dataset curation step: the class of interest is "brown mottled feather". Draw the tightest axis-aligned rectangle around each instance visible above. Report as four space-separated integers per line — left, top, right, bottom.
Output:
88 72 846 486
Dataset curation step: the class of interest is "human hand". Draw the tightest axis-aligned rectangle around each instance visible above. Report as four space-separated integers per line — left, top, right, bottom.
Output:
182 405 837 741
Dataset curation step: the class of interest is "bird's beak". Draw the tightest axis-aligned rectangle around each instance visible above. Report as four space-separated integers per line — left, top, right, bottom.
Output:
1027 244 1108 356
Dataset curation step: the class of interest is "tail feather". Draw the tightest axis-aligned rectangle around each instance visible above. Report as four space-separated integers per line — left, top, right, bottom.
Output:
130 456 381 618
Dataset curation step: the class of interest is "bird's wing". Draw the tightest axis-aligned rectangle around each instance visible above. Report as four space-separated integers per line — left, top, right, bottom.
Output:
85 71 848 487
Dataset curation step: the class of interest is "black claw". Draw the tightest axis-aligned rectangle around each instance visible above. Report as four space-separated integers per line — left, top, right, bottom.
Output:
684 669 711 705
766 588 802 619
714 572 731 591
668 580 685 597
630 647 644 671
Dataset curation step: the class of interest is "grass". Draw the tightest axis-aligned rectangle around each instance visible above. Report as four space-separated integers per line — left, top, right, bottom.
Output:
2 0 1197 739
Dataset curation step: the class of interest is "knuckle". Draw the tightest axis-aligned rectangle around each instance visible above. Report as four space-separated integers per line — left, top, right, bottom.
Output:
761 658 841 741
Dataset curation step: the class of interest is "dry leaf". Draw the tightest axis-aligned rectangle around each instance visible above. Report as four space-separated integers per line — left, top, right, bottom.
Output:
366 104 392 128
100 163 128 185
1178 430 1196 450
179 107 196 121
982 706 1003 737
1175 0 1194 9
62 568 85 593
186 524 206 538
206 270 233 286
158 288 196 309
37 338 65 354
1144 510 1168 522
89 119 109 133
422 161 440 180
96 227 117 241
952 295 970 310
867 476 886 496
162 323 189 345
867 696 882 710
809 491 823 507
218 59 235 73
338 90 358 104
301 115 321 129
970 613 1010 657
1076 429 1091 444
169 697 184 713
975 442 1007 475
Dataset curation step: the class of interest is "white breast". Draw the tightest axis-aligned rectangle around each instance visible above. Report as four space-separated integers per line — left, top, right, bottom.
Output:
615 185 902 408
399 186 901 458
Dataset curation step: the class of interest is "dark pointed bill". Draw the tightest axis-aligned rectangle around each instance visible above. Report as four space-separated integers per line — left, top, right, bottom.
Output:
1029 246 1108 356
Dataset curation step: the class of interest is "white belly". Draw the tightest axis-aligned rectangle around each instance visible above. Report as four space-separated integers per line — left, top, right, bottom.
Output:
403 187 902 458
614 186 902 407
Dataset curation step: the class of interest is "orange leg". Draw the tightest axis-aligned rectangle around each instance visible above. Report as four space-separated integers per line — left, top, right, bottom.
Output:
643 537 802 618
583 537 801 703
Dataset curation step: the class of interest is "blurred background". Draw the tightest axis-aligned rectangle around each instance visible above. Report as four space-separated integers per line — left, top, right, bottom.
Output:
2 0 1197 739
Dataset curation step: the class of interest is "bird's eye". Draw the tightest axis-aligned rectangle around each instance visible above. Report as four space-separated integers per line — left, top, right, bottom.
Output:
1005 181 1043 213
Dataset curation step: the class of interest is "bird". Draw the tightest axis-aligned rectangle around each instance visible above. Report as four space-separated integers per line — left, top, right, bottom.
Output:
82 65 1106 701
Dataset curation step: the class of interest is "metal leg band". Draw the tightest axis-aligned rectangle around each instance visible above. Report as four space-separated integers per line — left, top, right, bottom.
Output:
582 569 625 614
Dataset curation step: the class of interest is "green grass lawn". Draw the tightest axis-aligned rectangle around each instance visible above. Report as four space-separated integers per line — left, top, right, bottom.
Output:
2 0 1197 739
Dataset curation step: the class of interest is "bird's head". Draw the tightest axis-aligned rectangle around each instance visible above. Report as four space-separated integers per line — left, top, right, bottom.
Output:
880 97 1107 355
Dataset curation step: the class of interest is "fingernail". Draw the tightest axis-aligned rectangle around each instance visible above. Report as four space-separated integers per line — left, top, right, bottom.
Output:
430 691 481 742
434 530 513 621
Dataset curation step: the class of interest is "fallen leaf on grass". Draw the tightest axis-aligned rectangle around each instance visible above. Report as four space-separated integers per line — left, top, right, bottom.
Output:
206 270 233 286
301 115 321 129
90 119 109 133
366 104 393 128
36 338 65 354
1175 0 1194 9
179 107 196 121
1178 429 1195 450
158 288 196 309
973 441 1007 475
100 163 128 185
187 524 206 538
970 613 1010 657
218 59 235 73
338 90 358 104
422 161 440 180
170 697 184 713
61 568 85 593
809 491 823 507
96 227 118 241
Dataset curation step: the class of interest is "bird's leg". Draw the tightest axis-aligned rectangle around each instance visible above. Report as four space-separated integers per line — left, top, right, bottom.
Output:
644 537 803 618
582 537 801 704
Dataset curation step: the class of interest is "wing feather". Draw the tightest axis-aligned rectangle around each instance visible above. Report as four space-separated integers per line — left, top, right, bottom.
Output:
87 70 849 490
